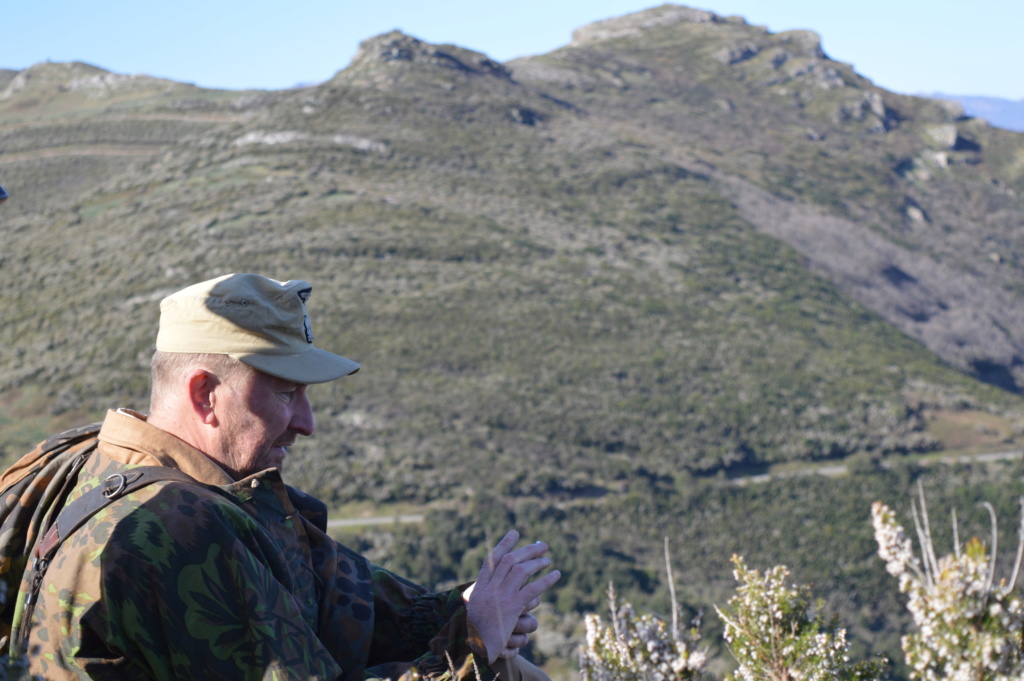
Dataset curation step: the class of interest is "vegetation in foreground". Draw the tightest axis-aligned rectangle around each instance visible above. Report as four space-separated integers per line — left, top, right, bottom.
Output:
341 459 1024 681
580 486 1023 681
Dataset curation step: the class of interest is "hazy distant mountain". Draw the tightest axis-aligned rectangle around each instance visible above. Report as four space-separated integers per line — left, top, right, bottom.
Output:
929 93 1024 132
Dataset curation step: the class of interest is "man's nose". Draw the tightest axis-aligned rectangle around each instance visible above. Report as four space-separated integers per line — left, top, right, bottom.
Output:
290 390 315 437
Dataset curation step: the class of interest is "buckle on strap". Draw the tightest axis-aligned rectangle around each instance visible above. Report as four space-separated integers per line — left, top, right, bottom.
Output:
102 473 127 498
101 470 144 499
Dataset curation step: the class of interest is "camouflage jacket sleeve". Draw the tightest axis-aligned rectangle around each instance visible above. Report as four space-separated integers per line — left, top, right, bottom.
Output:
294 491 495 681
363 569 495 681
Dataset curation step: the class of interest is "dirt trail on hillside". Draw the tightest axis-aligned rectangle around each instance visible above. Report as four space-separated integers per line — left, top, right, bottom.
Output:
0 145 164 163
0 113 246 132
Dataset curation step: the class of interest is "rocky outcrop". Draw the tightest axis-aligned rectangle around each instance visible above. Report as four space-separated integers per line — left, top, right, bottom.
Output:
342 31 511 80
571 4 729 45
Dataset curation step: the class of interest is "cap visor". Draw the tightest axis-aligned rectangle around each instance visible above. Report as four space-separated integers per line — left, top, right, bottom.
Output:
239 347 360 384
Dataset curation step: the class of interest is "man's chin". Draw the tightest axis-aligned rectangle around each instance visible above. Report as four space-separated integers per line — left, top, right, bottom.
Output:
268 445 290 467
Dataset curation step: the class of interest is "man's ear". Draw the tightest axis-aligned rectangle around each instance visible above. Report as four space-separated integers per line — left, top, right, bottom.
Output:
186 369 219 425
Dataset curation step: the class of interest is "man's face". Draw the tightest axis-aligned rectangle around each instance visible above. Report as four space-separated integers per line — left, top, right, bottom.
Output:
209 365 315 479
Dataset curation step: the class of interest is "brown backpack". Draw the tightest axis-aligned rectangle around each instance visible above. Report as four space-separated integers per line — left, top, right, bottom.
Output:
0 422 102 645
0 423 192 654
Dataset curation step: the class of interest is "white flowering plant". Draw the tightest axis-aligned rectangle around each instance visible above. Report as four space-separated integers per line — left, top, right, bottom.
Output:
577 488 1024 681
579 582 707 681
871 489 1024 681
715 555 886 681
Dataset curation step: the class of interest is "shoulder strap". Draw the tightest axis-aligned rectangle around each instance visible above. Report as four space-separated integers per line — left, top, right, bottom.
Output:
15 466 197 652
33 466 196 563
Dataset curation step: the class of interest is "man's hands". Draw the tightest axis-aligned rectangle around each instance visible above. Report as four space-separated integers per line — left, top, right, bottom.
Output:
502 595 541 658
464 531 560 664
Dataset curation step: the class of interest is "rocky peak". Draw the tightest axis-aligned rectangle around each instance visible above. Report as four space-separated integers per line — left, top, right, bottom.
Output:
343 31 511 80
570 3 746 46
776 30 826 60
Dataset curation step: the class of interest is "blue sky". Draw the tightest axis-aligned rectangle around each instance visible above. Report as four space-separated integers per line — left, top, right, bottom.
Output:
4 1 1021 99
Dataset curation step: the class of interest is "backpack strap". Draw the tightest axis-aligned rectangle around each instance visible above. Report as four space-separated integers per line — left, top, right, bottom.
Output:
17 465 197 648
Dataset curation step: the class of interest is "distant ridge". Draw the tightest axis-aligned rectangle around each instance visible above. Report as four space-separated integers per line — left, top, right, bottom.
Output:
927 93 1024 132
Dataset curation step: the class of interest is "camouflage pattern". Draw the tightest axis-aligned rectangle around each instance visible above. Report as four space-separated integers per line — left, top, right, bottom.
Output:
18 410 495 681
0 422 102 644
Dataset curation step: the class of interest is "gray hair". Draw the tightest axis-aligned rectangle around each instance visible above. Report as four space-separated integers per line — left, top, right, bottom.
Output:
149 351 249 412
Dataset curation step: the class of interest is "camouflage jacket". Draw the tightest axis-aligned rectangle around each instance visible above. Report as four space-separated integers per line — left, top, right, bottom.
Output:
23 409 494 681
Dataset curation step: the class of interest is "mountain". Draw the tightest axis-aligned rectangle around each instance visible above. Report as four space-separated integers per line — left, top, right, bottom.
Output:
930 93 1024 133
1 4 1023 500
6 7 1024 675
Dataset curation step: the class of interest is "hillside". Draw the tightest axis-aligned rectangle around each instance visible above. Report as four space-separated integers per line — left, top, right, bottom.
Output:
5 6 1024 677
3 6 1024 498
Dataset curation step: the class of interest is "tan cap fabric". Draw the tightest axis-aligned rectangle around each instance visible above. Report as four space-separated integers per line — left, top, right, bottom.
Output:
156 273 360 384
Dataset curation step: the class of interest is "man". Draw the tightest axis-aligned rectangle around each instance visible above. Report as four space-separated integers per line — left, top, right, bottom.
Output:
22 273 560 680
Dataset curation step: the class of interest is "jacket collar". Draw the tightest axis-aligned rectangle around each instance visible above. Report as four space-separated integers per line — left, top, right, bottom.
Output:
97 408 236 486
